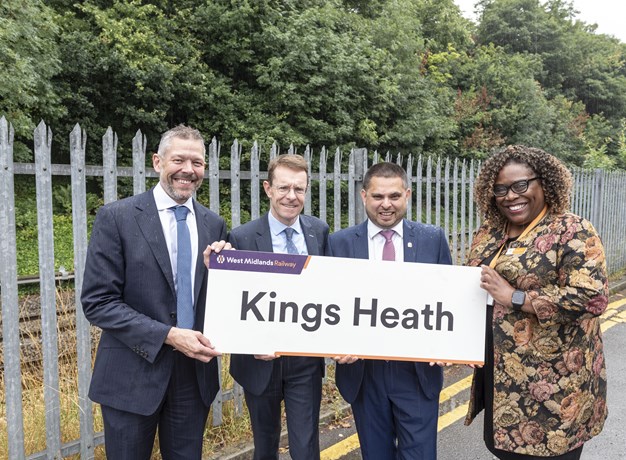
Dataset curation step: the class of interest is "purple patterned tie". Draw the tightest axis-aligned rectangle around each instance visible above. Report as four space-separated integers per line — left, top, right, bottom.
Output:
380 229 396 261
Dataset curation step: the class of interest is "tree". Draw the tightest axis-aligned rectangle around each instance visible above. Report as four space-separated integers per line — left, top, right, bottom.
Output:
475 0 626 162
0 0 64 160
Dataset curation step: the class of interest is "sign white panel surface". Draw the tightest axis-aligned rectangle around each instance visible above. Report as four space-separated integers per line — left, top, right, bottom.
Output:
204 250 487 364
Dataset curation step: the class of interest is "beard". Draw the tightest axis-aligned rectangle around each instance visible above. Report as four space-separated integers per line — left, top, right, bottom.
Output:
162 173 200 203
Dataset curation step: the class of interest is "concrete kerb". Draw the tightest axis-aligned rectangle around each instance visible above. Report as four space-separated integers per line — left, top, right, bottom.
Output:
609 275 626 296
207 275 626 460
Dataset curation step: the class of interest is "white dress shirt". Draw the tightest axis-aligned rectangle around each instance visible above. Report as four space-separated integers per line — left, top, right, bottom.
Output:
366 219 404 262
268 211 308 255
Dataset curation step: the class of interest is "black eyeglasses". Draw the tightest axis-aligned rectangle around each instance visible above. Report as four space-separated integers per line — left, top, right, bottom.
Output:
493 177 540 197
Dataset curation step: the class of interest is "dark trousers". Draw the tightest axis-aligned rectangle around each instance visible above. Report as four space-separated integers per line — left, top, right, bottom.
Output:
101 351 209 460
351 360 439 460
245 356 323 460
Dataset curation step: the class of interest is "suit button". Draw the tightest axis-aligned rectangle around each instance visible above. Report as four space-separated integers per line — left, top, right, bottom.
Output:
170 312 176 319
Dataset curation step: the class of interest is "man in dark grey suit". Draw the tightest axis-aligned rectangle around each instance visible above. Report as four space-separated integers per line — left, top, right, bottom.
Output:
228 154 329 460
82 125 228 459
329 162 452 460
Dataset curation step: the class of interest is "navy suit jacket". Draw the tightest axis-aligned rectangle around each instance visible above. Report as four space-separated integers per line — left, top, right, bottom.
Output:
328 219 452 403
228 213 330 395
82 189 227 415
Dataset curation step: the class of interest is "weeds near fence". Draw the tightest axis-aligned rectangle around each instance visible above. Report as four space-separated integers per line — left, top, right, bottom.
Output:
203 355 253 457
0 288 103 458
0 288 275 458
0 286 346 459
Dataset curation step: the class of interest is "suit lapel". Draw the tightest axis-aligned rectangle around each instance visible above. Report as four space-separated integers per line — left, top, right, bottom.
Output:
255 214 275 252
134 192 176 295
403 220 418 262
300 216 320 255
353 221 369 259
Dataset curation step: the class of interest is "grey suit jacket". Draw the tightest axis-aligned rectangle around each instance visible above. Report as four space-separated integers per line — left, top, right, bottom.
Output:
81 188 227 415
228 212 330 395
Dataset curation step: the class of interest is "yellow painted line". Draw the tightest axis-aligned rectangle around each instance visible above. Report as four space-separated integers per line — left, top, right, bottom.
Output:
321 297 626 459
601 321 614 333
601 312 626 332
320 375 475 459
608 297 626 309
433 300 626 431
439 375 473 402
601 298 625 318
603 309 626 329
321 433 360 460
437 402 470 431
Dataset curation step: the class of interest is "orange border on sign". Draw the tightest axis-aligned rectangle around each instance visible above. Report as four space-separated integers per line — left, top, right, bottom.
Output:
303 255 312 269
275 351 484 366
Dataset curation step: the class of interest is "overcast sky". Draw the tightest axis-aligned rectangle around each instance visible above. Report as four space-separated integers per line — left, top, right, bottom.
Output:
453 0 626 43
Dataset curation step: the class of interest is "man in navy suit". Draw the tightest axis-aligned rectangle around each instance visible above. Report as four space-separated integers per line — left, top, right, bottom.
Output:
82 125 229 459
329 162 452 460
228 154 329 460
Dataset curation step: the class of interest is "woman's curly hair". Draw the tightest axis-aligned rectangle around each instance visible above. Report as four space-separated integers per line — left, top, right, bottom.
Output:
474 145 573 228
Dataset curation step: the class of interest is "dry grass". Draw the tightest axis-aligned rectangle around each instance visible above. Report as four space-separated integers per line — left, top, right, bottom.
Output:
0 288 104 458
0 288 280 458
0 287 345 459
203 357 254 457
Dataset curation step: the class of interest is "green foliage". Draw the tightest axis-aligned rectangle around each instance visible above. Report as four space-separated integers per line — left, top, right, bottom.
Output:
14 178 99 276
51 0 180 161
6 0 626 286
15 212 78 277
0 0 65 160
475 0 626 161
617 120 626 169
1 0 624 170
581 115 618 169
52 184 103 215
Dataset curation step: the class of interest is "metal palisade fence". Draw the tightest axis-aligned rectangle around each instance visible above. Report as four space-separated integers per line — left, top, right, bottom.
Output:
1 118 626 459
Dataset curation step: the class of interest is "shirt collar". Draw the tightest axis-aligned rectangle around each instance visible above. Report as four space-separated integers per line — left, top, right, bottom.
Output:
153 182 194 215
268 211 303 236
367 219 404 239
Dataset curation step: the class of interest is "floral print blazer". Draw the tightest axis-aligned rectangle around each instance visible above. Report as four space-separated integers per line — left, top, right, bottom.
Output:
464 211 608 456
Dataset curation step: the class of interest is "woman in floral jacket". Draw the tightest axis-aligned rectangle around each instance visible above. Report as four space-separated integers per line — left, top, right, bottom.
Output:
465 145 608 460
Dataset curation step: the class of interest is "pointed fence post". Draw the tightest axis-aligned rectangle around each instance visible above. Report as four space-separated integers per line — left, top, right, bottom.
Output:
0 117 26 460
34 120 62 458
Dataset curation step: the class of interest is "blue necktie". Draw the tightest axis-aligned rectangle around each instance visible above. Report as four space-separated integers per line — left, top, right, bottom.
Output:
283 227 299 255
173 206 194 329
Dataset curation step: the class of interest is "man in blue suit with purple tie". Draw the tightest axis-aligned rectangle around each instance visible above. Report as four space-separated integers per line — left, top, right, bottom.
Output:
82 125 229 459
329 162 452 460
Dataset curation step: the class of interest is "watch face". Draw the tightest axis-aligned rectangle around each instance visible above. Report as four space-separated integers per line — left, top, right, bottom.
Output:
512 290 525 308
